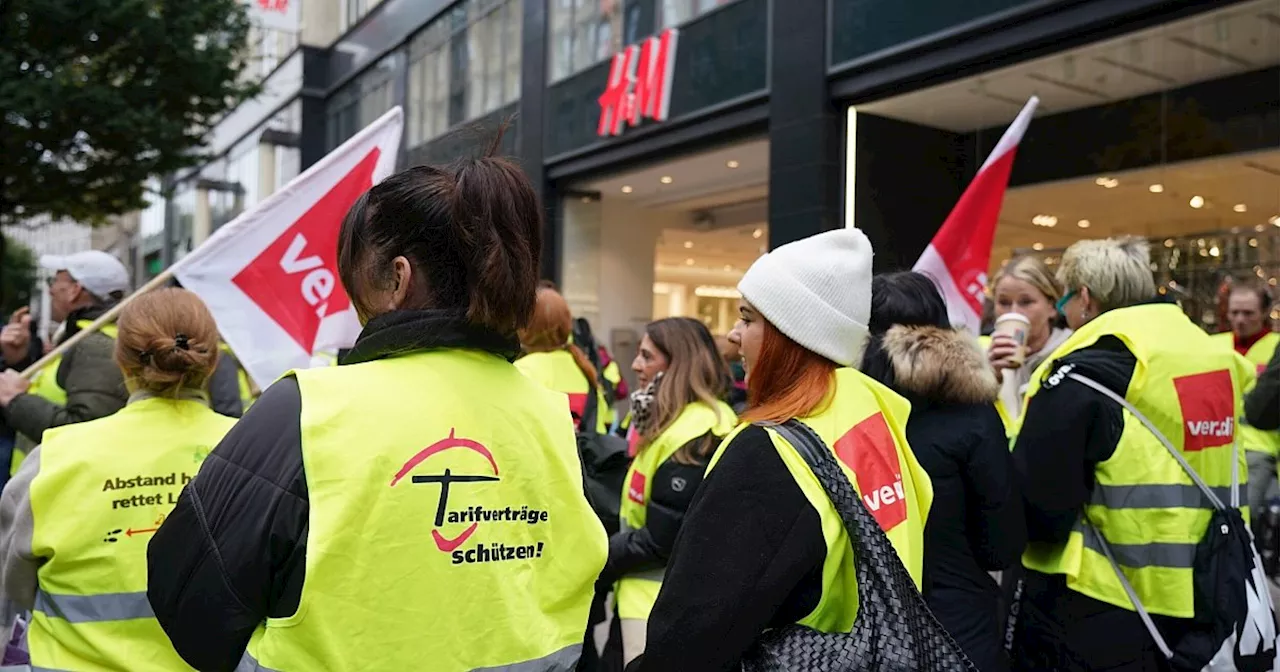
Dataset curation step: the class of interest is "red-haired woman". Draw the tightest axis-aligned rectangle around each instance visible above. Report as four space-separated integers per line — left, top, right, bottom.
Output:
631 229 933 671
517 287 610 434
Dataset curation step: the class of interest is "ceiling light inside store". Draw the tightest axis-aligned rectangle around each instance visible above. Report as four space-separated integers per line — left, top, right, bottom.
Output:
1258 225 1268 232
621 185 633 193
1209 246 1220 257
1077 220 1091 229
1234 204 1247 213
660 176 673 184
1032 215 1058 227
752 228 763 239
1164 239 1175 247
1189 196 1205 209
726 160 740 169
1149 184 1164 193
1095 177 1119 189
1271 216 1280 227
685 258 695 266
683 241 693 249
1032 243 1045 251
1250 238 1259 248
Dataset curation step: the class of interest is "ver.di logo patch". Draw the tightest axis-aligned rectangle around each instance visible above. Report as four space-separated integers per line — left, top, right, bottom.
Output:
390 428 500 552
1172 369 1235 452
833 412 907 532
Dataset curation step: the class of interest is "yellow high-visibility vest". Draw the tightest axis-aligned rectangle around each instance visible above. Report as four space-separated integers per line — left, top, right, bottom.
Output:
615 399 736 622
601 359 623 425
1019 304 1251 618
28 396 234 671
15 322 119 476
709 368 932 633
242 349 607 671
1212 331 1280 458
515 349 610 434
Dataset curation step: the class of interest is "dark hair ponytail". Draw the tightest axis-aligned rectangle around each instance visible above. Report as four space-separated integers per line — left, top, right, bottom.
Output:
337 125 541 334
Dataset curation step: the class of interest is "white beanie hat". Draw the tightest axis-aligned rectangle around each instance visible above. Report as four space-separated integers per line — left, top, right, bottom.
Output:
737 228 873 366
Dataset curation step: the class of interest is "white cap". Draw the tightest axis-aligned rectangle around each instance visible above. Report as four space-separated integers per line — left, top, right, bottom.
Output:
738 228 874 367
41 251 131 299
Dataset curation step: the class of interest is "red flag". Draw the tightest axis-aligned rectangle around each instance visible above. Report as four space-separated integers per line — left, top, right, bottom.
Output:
173 107 404 387
914 97 1039 332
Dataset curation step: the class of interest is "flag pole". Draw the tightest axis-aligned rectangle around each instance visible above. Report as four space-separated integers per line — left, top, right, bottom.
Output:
19 267 177 380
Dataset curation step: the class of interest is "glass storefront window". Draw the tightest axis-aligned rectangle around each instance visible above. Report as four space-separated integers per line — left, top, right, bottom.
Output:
326 53 398 150
660 0 738 28
847 0 1280 331
406 0 522 147
548 0 623 82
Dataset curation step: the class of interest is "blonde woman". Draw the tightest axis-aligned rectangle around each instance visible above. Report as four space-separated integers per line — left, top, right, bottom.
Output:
1011 237 1250 670
597 317 736 665
986 257 1071 424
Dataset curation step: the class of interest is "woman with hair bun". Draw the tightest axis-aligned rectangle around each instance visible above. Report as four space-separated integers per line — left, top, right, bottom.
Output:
0 288 234 671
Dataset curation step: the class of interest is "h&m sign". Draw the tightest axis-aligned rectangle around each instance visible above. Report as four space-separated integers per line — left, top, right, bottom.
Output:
597 29 679 138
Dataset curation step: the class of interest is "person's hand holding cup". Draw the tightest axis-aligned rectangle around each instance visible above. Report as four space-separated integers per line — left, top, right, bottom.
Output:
987 313 1030 372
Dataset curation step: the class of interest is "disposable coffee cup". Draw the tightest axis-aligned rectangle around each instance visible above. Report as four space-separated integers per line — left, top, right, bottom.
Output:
993 313 1030 368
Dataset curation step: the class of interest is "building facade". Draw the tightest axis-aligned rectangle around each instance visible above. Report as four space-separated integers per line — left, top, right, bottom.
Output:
152 0 1280 374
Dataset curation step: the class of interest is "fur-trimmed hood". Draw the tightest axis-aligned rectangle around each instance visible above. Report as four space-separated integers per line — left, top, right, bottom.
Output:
881 325 999 405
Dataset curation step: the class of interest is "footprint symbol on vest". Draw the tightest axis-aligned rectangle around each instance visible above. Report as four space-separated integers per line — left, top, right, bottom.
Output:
103 529 122 543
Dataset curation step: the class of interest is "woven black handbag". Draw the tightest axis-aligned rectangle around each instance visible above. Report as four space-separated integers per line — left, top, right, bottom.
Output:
741 420 977 672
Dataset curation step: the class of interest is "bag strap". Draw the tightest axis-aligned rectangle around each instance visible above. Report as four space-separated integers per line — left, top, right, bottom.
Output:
1065 370 1244 662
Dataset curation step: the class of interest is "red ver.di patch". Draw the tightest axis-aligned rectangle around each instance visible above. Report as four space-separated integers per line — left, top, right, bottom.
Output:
628 471 646 505
231 149 379 351
833 412 907 532
1172 369 1235 451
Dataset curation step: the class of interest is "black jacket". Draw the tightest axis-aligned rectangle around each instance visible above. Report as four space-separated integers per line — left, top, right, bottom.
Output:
1246 344 1280 431
596 437 711 591
877 326 1024 672
145 310 523 672
629 424 825 671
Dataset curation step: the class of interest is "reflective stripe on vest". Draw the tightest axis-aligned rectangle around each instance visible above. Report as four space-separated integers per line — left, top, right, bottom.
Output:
616 401 736 621
514 350 609 434
708 368 932 634
1018 304 1252 618
245 351 606 671
1091 482 1246 510
34 590 154 623
239 644 583 672
1213 331 1280 457
28 397 233 671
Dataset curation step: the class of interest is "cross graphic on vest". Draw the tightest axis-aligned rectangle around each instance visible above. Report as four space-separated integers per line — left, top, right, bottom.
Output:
412 469 501 527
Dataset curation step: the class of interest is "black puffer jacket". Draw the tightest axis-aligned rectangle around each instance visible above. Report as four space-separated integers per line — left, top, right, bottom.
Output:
879 325 1024 672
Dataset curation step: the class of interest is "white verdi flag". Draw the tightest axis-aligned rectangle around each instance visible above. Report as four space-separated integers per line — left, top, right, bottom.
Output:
913 96 1038 333
174 107 403 388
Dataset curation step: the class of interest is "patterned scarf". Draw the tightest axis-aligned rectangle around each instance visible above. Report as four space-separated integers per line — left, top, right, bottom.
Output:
629 372 664 440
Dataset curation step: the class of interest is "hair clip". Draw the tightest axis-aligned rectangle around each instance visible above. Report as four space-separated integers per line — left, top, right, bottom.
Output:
174 334 190 350
139 350 153 365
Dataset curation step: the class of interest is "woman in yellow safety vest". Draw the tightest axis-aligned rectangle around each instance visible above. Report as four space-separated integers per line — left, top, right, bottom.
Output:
595 316 735 665
985 256 1071 432
632 229 932 670
1010 237 1250 670
516 287 610 434
0 288 235 671
146 152 607 672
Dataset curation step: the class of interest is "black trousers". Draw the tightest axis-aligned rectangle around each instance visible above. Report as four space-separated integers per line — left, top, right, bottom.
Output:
1012 571 1193 672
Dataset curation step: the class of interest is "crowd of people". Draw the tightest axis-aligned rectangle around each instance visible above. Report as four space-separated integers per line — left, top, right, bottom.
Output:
0 148 1275 672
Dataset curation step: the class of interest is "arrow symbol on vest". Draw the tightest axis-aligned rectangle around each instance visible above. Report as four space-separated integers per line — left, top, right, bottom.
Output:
126 527 159 537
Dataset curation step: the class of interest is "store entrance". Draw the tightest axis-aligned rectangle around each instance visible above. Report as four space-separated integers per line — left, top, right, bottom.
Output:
559 138 768 386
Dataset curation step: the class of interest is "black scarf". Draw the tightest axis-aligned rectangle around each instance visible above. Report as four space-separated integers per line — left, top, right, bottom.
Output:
342 309 521 366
